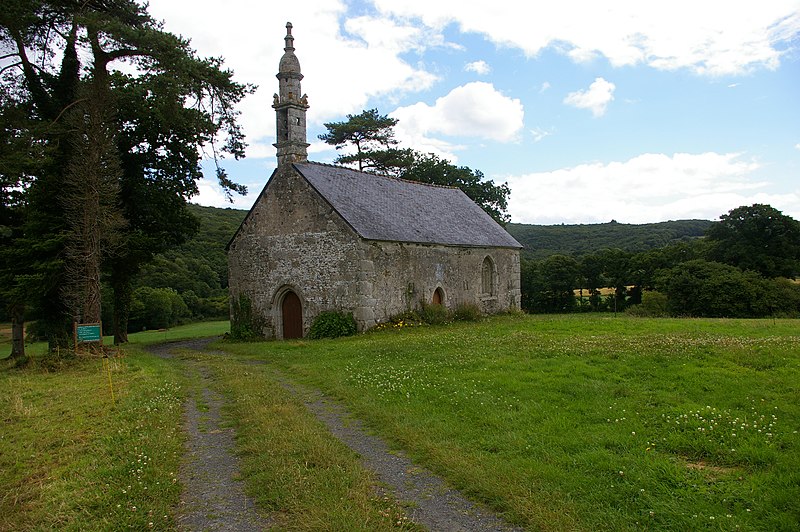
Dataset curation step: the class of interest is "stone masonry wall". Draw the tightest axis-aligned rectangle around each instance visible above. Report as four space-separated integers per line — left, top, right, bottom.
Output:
358 241 521 327
228 165 363 338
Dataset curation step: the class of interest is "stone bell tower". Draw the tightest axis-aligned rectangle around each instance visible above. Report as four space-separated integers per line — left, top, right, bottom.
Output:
273 22 310 166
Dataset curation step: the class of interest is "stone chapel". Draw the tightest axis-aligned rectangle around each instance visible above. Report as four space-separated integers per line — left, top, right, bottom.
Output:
227 22 522 339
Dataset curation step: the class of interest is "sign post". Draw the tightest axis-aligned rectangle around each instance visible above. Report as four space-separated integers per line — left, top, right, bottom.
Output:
74 322 103 348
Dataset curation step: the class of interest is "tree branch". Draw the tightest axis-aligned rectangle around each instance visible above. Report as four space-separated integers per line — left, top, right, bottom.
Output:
0 61 23 76
9 28 55 119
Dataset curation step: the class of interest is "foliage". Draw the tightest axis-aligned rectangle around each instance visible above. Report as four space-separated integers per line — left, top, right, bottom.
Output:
657 259 771 317
706 203 800 279
307 311 357 339
660 263 800 319
221 314 800 531
625 290 669 317
229 294 261 340
373 310 425 330
129 287 189 331
0 0 251 347
319 108 511 225
508 219 712 261
520 255 579 313
417 302 449 325
375 302 483 330
319 108 405 173
400 153 511 225
518 206 800 318
450 303 482 322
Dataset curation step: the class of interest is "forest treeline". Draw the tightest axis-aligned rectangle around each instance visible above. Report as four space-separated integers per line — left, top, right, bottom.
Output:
508 219 713 261
19 204 245 338
17 203 797 338
521 204 800 318
101 203 799 330
97 204 246 333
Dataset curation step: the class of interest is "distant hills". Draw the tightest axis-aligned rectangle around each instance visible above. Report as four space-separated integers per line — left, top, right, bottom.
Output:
163 206 713 268
507 219 713 261
135 204 246 298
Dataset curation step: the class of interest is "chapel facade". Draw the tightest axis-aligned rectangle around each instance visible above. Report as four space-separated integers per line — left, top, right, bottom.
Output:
227 23 522 339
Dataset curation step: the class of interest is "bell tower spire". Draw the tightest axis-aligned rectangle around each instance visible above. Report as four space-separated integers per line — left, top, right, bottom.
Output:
273 22 309 166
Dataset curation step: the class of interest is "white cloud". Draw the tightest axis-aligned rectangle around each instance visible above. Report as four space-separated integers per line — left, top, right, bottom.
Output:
504 152 800 224
539 82 551 93
148 1 440 160
390 82 524 159
563 78 616 117
373 1 800 75
795 143 800 150
530 127 553 142
464 60 491 75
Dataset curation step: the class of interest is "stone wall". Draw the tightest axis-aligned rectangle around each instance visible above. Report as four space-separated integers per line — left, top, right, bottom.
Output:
358 241 520 327
228 165 363 338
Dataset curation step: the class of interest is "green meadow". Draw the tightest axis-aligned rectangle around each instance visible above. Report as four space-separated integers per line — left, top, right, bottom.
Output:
2 315 798 530
221 314 800 531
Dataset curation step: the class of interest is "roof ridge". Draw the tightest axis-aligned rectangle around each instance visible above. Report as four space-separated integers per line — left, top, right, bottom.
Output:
299 160 460 191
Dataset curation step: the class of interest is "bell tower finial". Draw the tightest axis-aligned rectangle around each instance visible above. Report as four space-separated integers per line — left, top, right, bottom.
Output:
273 22 309 166
284 22 294 51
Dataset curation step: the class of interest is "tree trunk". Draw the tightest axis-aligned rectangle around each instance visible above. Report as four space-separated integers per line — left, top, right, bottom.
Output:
10 303 26 361
112 276 131 344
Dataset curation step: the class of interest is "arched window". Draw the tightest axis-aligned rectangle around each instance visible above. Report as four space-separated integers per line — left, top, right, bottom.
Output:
481 256 495 296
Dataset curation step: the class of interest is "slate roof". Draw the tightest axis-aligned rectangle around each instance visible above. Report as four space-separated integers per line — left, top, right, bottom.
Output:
294 162 522 249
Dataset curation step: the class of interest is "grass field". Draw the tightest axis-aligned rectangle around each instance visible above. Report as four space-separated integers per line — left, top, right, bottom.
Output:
220 314 800 531
0 322 229 530
0 345 186 530
0 320 230 359
2 315 798 530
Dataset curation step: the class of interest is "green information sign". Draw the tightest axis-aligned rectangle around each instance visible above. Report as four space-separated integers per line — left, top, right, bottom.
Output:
76 323 102 343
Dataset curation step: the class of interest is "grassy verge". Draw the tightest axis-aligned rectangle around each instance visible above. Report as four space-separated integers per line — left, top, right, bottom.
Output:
220 314 800 531
0 346 186 530
0 320 230 359
183 350 420 530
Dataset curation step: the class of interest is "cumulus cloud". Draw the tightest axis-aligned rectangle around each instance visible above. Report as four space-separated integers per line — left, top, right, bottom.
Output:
539 82 551 93
373 1 800 75
148 0 440 160
563 78 616 117
390 82 524 158
530 127 553 142
464 60 491 74
504 152 800 224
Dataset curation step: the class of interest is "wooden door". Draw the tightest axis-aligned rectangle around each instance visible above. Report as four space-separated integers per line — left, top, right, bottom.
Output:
281 291 303 339
432 288 443 305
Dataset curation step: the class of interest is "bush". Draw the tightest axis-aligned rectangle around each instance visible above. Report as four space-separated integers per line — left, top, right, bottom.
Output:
308 311 357 339
658 259 770 318
451 303 482 322
129 287 189 331
626 291 669 317
229 294 262 340
418 302 449 325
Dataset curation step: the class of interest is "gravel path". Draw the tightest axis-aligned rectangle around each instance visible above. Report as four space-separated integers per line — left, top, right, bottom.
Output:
148 340 270 531
150 338 522 531
283 380 523 532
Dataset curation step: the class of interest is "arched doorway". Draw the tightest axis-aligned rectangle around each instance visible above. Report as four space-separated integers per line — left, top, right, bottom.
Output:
432 287 444 306
281 291 303 339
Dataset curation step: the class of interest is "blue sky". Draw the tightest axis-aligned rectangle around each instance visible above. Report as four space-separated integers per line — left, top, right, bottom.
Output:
149 0 800 224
